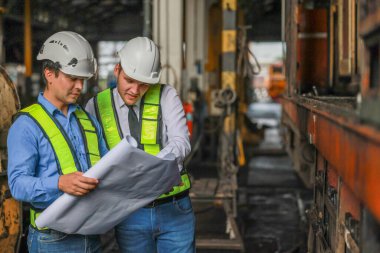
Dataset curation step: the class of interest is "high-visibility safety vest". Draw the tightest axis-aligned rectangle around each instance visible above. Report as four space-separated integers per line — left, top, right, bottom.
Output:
94 85 191 199
17 103 101 229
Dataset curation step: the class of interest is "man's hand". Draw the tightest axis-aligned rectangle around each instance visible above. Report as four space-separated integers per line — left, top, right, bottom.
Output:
58 171 99 196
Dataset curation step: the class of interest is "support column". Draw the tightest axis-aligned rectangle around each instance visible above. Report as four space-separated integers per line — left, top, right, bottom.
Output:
152 0 183 93
221 0 237 134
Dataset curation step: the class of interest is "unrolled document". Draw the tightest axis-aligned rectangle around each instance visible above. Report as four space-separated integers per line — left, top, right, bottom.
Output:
35 136 181 234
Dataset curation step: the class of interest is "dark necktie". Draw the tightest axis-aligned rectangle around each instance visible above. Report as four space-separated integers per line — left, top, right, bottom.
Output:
127 105 141 145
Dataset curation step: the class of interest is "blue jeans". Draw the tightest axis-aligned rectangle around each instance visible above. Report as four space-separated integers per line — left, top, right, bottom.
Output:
27 225 102 253
115 196 195 253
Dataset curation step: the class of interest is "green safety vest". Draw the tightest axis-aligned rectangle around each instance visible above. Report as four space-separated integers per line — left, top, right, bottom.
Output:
17 103 101 229
94 85 191 199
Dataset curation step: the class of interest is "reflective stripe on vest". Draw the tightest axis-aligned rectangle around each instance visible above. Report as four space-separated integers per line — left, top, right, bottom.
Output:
75 109 101 167
18 103 101 229
141 84 162 155
95 85 191 199
95 88 122 149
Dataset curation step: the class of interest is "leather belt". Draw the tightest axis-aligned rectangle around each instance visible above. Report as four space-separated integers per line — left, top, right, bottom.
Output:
144 191 189 208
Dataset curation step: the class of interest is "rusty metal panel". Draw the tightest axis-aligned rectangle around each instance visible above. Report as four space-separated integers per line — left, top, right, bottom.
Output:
284 0 298 96
205 3 222 74
282 97 380 222
296 5 329 94
336 181 360 253
325 165 338 249
337 0 357 76
358 1 380 126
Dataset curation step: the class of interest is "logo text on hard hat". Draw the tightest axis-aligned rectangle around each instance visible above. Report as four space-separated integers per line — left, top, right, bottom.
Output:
49 40 69 51
68 58 78 67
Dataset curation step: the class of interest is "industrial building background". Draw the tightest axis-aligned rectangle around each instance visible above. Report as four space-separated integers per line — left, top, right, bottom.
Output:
1 0 380 252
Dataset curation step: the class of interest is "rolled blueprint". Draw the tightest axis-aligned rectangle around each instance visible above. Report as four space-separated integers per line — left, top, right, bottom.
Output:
35 135 181 234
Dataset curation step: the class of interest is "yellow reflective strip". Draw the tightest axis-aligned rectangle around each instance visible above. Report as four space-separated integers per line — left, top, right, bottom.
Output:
85 131 100 165
144 144 160 156
141 84 162 151
158 174 191 199
74 110 101 167
30 208 36 227
144 84 161 104
97 89 122 149
22 104 77 174
30 208 48 230
141 120 157 144
142 104 159 120
182 173 191 188
89 154 100 165
76 117 95 132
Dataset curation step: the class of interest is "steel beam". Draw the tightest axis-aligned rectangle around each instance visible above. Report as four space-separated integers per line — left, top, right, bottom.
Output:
282 96 380 222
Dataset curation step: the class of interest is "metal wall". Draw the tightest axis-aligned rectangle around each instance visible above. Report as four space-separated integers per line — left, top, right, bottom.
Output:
281 0 380 252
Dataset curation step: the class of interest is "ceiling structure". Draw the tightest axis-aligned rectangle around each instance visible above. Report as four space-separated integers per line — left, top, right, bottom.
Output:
241 0 282 42
2 0 283 64
3 0 144 63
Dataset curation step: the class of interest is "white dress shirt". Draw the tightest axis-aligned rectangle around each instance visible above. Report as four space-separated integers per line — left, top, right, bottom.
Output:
86 84 191 171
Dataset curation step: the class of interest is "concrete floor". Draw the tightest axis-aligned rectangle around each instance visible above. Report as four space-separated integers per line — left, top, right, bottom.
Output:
194 127 312 253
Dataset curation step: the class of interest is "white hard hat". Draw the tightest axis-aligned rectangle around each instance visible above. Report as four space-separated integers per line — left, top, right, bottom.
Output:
118 37 161 84
37 31 97 79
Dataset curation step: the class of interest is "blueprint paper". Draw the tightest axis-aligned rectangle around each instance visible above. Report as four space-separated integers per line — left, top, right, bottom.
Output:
35 136 181 235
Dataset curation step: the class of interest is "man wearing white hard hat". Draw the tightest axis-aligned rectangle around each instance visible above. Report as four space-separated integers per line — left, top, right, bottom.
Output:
86 37 195 253
7 31 108 253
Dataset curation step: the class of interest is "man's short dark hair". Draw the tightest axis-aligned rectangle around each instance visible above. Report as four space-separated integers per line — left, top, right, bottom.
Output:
41 60 61 86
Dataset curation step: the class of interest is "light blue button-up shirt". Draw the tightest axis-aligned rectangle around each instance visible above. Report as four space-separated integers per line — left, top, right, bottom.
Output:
7 93 108 209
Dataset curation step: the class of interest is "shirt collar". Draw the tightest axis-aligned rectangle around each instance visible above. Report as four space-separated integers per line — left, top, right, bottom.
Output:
37 92 80 115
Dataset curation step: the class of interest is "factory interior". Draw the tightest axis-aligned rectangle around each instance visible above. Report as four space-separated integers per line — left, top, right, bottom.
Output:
1 1 380 253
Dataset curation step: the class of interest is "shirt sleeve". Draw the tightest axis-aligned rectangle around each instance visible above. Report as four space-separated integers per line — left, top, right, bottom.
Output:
7 116 60 205
85 97 96 117
156 85 191 171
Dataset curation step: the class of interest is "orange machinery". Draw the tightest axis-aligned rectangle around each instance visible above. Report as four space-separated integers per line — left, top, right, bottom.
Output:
281 1 379 252
267 63 286 100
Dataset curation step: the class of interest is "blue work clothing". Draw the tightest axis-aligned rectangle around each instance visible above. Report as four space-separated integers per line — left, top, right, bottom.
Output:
115 196 195 253
7 93 108 210
27 226 102 253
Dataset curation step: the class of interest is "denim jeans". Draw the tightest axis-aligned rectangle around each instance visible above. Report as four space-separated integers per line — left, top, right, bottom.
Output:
27 225 102 253
115 196 196 253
